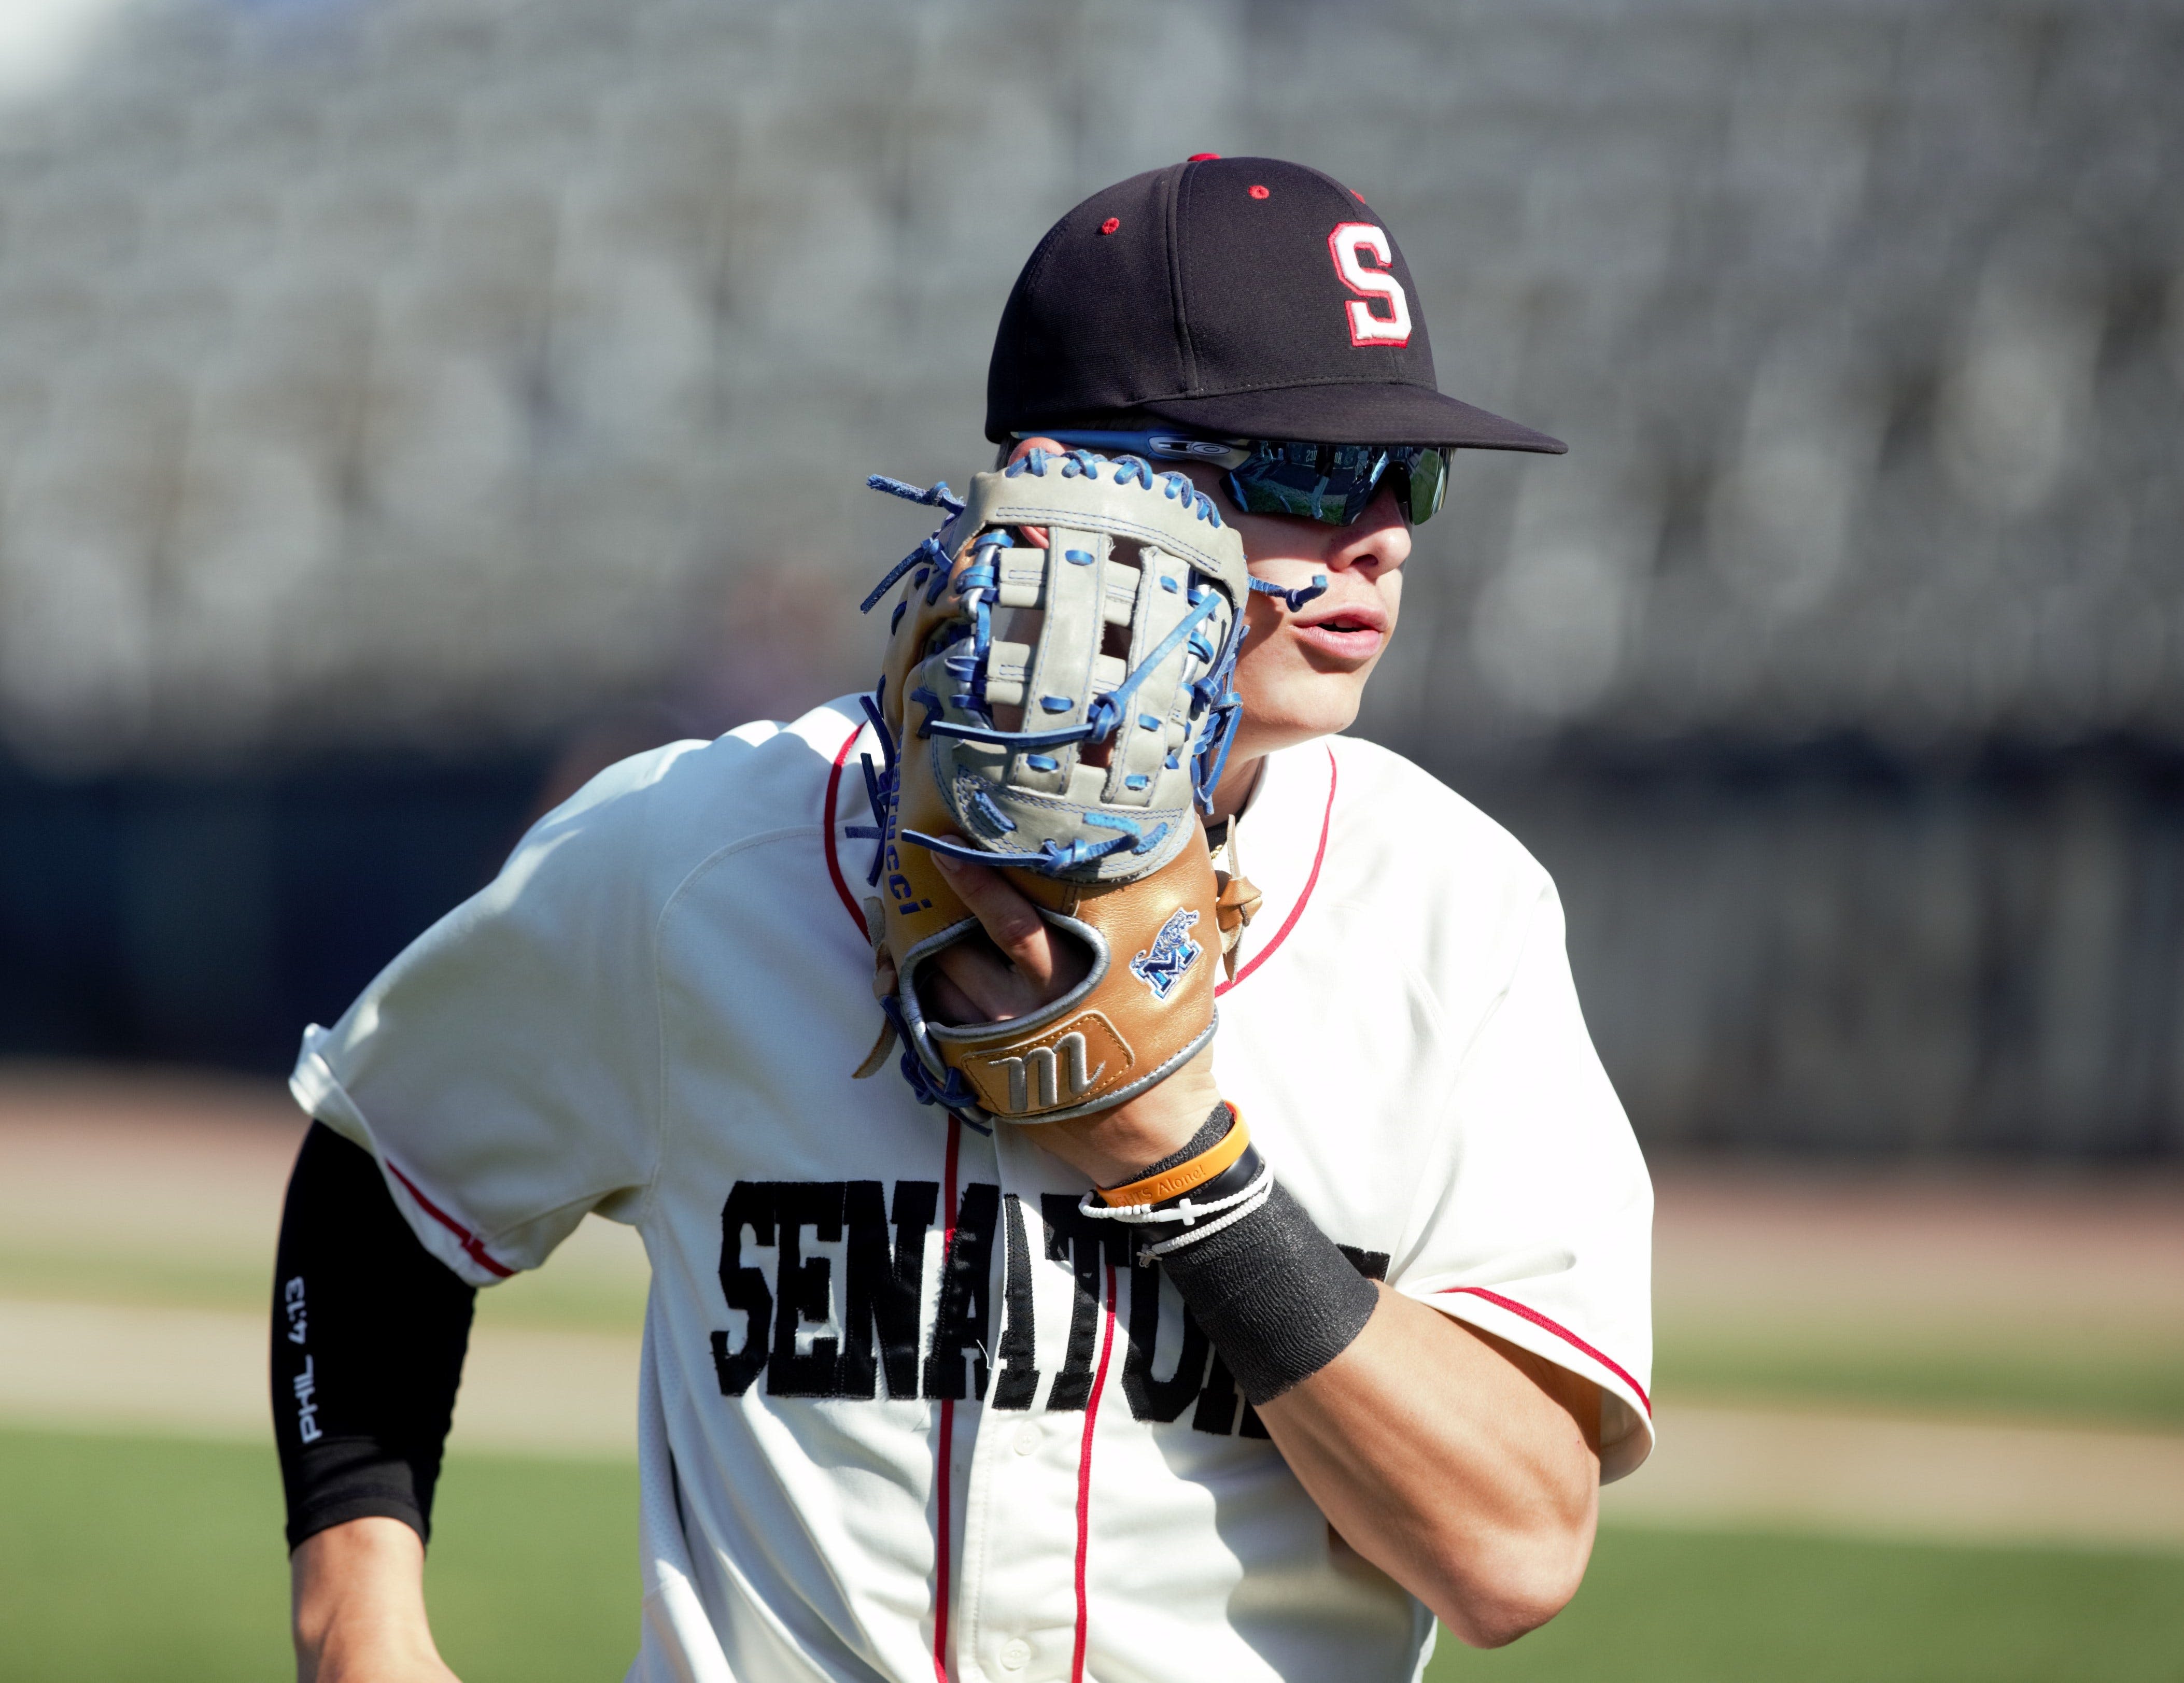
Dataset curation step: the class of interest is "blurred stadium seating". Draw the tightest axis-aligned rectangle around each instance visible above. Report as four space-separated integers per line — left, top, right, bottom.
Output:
0 0 2179 1150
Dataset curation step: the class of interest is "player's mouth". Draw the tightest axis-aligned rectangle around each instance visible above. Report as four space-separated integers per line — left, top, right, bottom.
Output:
1290 602 1389 663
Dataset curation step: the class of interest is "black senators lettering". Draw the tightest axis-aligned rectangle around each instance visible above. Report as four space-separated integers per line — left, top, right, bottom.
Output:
711 1179 1390 1438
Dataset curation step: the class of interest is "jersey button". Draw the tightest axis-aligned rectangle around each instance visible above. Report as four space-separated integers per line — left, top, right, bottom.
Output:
999 1638 1032 1671
1012 1423 1040 1456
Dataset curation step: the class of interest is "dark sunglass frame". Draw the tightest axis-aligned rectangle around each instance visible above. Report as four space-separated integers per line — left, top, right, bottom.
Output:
1022 431 1450 528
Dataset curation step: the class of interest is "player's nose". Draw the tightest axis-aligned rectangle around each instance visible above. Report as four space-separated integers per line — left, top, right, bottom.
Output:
1323 484 1411 577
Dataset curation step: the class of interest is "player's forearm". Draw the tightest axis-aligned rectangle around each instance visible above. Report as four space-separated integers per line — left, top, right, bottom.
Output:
291 1516 459 1683
1256 1286 1601 1648
1075 1106 1599 1642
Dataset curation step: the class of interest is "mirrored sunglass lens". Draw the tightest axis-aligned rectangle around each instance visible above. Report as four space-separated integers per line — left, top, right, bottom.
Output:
1226 444 1388 527
1225 473 1347 524
1402 448 1446 524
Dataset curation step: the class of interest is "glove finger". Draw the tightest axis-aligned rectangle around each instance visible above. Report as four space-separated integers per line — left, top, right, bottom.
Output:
928 935 1022 1021
928 924 1093 1025
919 963 987 1028
933 852 1068 992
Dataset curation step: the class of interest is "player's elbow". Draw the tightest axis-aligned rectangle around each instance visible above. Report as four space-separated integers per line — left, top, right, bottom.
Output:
1441 1546 1587 1647
1430 1497 1597 1649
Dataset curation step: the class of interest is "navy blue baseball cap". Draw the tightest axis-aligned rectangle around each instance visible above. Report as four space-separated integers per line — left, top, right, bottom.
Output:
986 155 1564 454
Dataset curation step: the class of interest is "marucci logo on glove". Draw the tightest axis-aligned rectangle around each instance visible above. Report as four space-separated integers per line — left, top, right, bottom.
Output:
993 1030 1104 1112
963 1013 1131 1118
1130 908 1202 1001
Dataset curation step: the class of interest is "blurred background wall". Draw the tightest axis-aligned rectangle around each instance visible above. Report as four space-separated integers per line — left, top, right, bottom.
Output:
0 0 2179 1153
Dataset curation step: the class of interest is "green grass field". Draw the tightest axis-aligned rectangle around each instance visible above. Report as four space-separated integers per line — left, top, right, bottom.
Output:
2 1427 2178 1683
0 1430 639 1683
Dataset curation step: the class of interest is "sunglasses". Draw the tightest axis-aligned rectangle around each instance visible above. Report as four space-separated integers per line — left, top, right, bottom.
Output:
1023 431 1450 527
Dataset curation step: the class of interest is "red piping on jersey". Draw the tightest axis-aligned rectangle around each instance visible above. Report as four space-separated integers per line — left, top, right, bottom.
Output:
930 1113 963 1682
1438 1286 1651 1416
823 722 867 933
823 719 964 1678
1217 747 1337 996
383 1160 514 1279
823 722 1341 1671
1072 1260 1119 1683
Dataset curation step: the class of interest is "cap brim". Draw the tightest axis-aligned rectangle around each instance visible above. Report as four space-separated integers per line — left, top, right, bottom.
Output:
1140 381 1566 453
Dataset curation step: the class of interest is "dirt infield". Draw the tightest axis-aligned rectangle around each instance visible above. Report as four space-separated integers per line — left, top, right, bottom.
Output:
1653 1161 2184 1327
0 1063 647 1456
0 1064 305 1278
1607 1403 2184 1550
4 1063 2180 1545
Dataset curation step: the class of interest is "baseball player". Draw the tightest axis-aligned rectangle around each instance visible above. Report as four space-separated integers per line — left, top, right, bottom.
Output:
272 156 1652 1683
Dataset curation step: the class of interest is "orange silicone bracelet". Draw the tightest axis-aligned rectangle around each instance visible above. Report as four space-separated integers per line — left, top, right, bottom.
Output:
1096 1108 1250 1209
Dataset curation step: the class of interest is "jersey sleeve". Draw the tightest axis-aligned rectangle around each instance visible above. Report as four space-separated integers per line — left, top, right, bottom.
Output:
1397 875 1656 1481
289 743 698 1285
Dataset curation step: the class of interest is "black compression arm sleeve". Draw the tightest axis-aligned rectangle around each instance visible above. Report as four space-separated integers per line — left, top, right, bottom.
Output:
271 1122 477 1550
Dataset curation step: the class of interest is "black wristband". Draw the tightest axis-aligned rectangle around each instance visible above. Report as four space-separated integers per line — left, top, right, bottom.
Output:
1153 1173 1381 1407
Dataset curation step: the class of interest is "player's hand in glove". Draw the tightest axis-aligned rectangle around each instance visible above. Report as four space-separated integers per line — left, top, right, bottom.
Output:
913 851 1091 1026
920 847 1222 1185
851 440 1273 1146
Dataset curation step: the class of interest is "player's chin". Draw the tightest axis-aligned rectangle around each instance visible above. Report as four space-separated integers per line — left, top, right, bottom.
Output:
1252 650 1375 741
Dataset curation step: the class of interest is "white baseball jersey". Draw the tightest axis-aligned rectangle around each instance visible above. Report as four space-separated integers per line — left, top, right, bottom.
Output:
291 697 1653 1683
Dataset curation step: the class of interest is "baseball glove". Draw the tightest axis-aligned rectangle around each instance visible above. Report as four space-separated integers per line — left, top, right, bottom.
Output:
848 448 1252 1127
